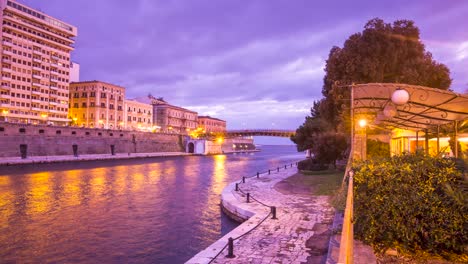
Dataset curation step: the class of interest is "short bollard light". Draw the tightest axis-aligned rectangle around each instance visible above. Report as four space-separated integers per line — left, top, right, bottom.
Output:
235 183 239 191
290 163 293 168
242 177 245 183
246 193 250 203
284 165 287 169
271 206 277 219
257 172 259 178
277 167 279 172
268 169 270 175
226 237 235 258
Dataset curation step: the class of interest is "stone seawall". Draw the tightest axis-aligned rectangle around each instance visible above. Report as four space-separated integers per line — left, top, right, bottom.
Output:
0 123 184 157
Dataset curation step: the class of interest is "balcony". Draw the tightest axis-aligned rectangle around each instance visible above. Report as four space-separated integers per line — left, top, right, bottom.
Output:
33 66 42 71
0 103 11 107
32 74 42 79
32 99 41 103
32 90 41 95
32 82 42 88
33 50 42 55
1 76 12 82
49 109 58 113
50 62 59 67
2 58 11 64
51 55 59 60
33 58 42 63
49 101 58 106
2 50 13 56
0 94 11 99
2 67 12 73
0 85 10 90
2 40 12 47
50 78 59 83
51 70 59 75
50 85 58 90
31 107 41 111
49 93 58 97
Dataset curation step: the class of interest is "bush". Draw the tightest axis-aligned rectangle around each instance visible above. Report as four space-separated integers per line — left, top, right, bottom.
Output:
353 153 467 257
367 139 390 159
298 158 328 171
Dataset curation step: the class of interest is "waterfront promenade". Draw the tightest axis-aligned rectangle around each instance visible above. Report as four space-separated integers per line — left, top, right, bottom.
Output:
0 152 190 166
187 167 335 264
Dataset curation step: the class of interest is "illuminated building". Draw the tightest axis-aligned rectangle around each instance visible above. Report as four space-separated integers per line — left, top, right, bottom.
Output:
198 115 226 133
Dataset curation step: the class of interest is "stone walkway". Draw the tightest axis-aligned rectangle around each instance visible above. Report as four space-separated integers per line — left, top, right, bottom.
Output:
187 167 335 264
0 152 190 166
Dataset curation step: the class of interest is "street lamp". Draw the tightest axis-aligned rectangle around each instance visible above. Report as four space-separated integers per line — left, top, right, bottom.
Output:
2 109 8 122
391 88 410 105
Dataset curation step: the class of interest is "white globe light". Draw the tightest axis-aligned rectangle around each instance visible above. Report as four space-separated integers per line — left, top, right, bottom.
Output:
391 88 410 105
383 104 397 118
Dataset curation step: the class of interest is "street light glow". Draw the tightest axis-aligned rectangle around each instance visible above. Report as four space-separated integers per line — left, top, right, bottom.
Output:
358 119 367 128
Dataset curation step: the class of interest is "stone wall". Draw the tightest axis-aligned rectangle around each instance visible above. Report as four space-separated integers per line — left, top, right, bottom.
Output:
0 123 183 158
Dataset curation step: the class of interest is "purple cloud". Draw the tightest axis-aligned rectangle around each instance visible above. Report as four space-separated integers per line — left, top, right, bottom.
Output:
21 0 468 136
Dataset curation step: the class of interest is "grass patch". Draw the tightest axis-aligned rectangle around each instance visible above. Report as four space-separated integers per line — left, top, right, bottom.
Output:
299 169 343 195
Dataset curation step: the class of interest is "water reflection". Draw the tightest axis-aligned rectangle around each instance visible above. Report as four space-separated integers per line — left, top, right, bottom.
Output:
0 145 303 263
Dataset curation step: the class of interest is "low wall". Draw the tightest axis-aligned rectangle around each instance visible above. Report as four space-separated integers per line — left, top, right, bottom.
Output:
0 122 184 157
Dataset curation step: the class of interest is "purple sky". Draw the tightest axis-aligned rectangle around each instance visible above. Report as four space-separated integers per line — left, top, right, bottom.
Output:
21 0 468 143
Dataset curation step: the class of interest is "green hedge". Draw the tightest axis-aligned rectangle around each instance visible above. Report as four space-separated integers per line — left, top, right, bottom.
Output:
353 154 467 256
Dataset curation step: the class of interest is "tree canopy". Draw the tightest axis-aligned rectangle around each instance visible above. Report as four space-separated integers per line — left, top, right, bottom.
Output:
292 18 453 164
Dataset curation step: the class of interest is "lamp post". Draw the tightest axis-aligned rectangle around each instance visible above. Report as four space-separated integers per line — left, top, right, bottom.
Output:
358 119 367 160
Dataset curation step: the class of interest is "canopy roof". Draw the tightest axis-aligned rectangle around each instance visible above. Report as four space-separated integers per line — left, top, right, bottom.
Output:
352 83 468 130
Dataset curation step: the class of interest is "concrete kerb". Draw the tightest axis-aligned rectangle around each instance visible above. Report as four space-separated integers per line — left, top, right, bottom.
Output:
186 168 295 264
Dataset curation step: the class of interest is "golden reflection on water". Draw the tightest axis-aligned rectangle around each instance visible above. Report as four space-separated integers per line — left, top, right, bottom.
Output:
26 172 53 215
212 154 226 194
60 169 84 208
0 176 13 228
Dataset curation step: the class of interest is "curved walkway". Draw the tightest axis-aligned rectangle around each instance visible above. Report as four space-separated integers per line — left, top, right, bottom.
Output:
187 167 335 264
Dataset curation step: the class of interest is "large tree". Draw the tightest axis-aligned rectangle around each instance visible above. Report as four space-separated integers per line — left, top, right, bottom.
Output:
292 18 452 162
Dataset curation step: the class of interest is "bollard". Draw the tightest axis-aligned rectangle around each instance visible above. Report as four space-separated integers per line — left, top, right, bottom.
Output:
257 172 259 178
291 163 293 168
226 237 235 258
284 165 287 169
246 193 250 203
268 169 270 175
242 177 245 183
277 167 279 172
271 206 277 219
235 183 239 191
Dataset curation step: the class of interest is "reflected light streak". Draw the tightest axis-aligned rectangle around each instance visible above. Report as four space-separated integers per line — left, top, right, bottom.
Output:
26 172 53 215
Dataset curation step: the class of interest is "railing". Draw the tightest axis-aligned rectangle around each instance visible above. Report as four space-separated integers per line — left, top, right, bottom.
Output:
338 156 355 264
208 161 299 263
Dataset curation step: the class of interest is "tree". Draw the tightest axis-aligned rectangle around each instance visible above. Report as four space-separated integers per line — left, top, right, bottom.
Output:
323 18 452 132
292 18 453 165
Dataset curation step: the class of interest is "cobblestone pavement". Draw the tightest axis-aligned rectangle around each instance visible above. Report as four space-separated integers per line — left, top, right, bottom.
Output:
212 169 335 264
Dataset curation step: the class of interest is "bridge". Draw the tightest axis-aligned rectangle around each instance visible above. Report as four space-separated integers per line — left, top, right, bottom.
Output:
224 129 295 138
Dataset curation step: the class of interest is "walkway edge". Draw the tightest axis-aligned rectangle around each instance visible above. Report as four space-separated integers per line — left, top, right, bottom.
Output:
186 170 294 264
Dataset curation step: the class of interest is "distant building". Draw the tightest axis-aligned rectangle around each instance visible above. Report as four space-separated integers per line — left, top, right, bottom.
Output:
69 81 125 129
144 96 198 134
124 99 153 131
0 0 77 125
69 62 79 82
198 116 226 133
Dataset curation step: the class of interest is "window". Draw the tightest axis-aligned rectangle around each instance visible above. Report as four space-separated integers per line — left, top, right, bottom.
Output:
19 128 26 133
81 102 87 107
85 132 90 136
71 131 76 135
98 132 102 136
0 127 4 132
56 130 61 135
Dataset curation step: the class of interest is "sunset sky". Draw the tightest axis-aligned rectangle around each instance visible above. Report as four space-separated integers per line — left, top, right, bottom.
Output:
21 0 468 144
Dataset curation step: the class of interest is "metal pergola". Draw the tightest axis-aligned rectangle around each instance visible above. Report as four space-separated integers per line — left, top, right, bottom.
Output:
351 83 468 157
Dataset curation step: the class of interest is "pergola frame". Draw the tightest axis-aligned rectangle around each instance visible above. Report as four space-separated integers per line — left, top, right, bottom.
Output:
350 83 468 158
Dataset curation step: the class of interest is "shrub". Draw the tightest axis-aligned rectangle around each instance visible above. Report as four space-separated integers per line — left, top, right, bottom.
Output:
353 153 467 256
367 139 390 159
298 158 328 171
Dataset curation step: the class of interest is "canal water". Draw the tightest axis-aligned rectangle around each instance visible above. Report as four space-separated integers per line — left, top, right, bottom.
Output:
0 145 303 263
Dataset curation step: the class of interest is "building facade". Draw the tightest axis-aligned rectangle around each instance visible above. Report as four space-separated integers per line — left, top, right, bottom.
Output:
148 97 198 134
69 61 79 82
124 99 153 131
198 115 226 133
0 0 77 125
69 81 125 129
